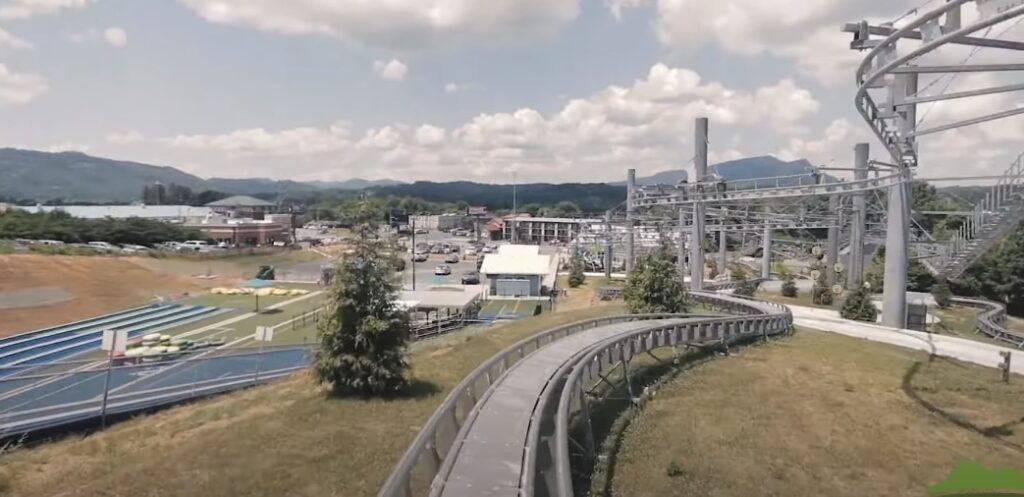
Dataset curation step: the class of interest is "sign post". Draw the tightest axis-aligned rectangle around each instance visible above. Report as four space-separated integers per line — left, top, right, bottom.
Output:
253 326 274 384
99 329 127 428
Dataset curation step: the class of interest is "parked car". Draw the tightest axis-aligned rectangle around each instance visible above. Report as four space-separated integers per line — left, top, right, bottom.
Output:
120 244 149 253
412 253 428 263
37 240 65 247
414 227 428 235
464 248 477 256
444 253 460 264
481 246 493 254
434 265 452 276
87 241 119 253
178 240 210 252
461 271 481 285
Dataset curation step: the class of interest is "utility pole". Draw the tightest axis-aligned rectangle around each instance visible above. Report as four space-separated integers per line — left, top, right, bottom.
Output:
849 143 869 289
604 210 613 279
411 218 417 291
512 171 518 244
690 117 708 291
626 169 636 275
762 207 772 280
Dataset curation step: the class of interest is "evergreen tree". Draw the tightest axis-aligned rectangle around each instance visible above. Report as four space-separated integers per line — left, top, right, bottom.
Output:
732 264 759 297
932 278 953 309
623 247 688 314
568 249 586 288
315 205 411 396
841 285 878 322
812 269 834 306
781 273 798 298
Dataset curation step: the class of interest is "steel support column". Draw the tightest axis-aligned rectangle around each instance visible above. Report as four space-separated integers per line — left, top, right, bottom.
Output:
604 211 613 280
719 230 728 276
678 208 687 280
762 208 772 280
883 168 911 328
626 169 636 275
826 192 840 285
691 117 708 291
848 143 869 289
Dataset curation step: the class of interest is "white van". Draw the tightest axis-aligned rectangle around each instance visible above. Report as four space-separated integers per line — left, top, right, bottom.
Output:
178 240 209 252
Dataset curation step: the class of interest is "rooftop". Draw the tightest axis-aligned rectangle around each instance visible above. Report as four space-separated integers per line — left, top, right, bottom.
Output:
205 195 276 208
481 245 552 276
506 216 602 223
15 204 212 220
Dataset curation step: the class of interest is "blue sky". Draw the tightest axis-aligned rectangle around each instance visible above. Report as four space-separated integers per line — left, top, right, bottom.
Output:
0 0 1021 183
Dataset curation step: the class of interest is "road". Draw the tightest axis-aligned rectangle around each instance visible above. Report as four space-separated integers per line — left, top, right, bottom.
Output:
789 304 1022 374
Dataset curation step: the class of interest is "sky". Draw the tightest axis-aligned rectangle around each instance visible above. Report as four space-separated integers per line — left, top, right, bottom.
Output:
0 0 1023 184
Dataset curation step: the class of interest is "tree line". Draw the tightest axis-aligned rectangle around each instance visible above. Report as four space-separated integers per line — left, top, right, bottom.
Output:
141 183 231 206
0 210 205 245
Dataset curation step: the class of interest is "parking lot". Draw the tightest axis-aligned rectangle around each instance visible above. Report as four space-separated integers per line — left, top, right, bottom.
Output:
395 229 483 287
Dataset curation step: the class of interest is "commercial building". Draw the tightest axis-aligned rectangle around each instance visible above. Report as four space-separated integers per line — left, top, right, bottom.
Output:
480 245 555 297
205 195 278 220
501 216 601 244
14 204 212 220
185 214 289 247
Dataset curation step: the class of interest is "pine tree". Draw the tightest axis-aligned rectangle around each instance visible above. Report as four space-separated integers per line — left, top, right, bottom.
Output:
623 247 688 314
782 272 798 297
315 204 411 396
568 249 586 288
932 278 953 309
812 269 834 306
841 285 878 322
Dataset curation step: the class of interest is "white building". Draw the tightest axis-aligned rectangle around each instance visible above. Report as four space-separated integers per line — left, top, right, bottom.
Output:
502 216 602 243
480 245 555 297
15 204 212 221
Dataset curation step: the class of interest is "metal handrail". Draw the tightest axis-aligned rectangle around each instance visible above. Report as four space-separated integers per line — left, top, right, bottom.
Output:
551 293 792 496
377 293 791 497
376 312 686 497
950 297 1024 348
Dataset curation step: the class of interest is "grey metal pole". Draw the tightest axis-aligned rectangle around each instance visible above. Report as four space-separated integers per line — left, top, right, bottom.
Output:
718 230 727 277
411 218 416 291
254 336 265 385
691 117 708 291
99 331 118 428
762 211 772 280
848 143 869 289
604 211 612 280
626 169 636 275
882 168 911 328
826 193 840 285
882 73 917 329
678 208 686 280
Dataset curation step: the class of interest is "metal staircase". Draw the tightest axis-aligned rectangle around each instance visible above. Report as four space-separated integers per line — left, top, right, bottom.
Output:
931 153 1024 280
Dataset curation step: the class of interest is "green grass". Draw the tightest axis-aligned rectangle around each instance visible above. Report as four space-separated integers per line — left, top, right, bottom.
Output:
756 289 840 310
609 328 1024 497
0 303 626 497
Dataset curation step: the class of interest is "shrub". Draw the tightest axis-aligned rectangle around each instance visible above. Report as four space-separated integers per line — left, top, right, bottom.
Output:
623 247 688 313
781 274 798 298
568 250 586 288
932 279 953 309
841 286 878 322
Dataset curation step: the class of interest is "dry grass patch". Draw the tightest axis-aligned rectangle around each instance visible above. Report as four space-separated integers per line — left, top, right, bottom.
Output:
610 328 1024 497
0 304 625 497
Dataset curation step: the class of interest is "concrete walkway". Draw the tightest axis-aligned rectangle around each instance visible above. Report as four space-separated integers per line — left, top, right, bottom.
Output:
789 304 1022 374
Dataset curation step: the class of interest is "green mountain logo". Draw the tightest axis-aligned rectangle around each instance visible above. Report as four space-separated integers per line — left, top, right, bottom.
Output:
928 461 1024 496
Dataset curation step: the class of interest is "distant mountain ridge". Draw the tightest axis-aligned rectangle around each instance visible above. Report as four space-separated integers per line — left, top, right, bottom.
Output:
0 149 402 202
620 156 820 186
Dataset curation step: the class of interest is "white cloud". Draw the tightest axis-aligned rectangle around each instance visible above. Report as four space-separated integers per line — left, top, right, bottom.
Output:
177 0 581 49
0 0 94 20
153 63 822 182
103 27 127 47
445 82 468 94
0 28 32 49
614 0 918 83
373 59 407 82
44 142 92 153
68 27 130 47
414 124 446 146
106 130 143 144
0 63 47 105
165 122 354 156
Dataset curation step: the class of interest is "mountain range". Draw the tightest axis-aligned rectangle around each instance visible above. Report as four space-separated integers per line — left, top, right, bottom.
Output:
0 149 401 202
0 149 820 204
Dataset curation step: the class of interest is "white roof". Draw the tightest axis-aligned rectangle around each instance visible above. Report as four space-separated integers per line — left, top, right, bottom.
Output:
399 287 482 309
16 204 212 220
507 216 601 223
482 246 552 276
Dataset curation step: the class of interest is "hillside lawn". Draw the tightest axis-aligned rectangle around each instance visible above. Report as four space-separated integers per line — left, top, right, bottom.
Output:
0 303 626 497
610 328 1024 497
